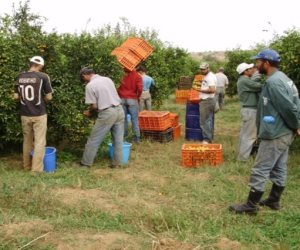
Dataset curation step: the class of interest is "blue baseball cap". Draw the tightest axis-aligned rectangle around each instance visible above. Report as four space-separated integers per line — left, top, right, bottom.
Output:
252 49 280 62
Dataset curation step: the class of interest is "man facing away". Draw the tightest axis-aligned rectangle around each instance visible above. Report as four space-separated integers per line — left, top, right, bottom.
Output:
14 56 53 172
215 67 229 111
199 62 217 143
80 68 125 168
229 49 300 215
118 67 143 143
236 62 263 161
136 65 155 111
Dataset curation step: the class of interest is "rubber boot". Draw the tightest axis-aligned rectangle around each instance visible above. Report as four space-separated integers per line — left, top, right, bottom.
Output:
259 184 284 210
229 188 264 215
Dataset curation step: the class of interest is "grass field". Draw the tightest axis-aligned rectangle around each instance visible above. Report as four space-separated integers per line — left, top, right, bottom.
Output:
0 96 299 250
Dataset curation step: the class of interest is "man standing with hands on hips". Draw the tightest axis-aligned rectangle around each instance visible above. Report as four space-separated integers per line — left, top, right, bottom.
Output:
199 62 217 144
229 49 300 214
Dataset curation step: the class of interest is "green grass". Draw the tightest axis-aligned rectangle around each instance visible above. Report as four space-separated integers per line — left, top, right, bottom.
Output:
0 96 299 249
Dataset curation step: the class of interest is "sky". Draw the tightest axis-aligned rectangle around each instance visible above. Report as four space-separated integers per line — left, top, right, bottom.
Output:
1 0 299 52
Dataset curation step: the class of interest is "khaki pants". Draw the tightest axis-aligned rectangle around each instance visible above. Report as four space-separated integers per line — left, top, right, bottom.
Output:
21 115 47 172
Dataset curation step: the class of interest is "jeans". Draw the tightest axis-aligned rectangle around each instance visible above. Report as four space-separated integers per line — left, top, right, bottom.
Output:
121 98 140 142
139 91 152 111
200 98 215 142
81 105 124 166
21 115 47 172
237 108 257 161
249 133 294 192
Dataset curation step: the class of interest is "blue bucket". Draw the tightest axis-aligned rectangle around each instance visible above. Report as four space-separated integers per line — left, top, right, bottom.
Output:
32 147 56 172
43 147 56 172
108 142 132 164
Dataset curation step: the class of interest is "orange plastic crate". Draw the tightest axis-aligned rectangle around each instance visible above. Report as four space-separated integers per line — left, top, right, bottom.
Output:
181 143 223 167
175 89 190 98
173 123 181 139
176 97 188 104
193 74 204 82
122 37 154 60
188 89 200 103
111 47 141 71
169 113 179 127
139 111 172 131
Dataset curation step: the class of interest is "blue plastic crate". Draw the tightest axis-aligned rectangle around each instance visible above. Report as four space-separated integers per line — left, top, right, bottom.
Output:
186 102 200 116
185 128 203 141
185 115 200 129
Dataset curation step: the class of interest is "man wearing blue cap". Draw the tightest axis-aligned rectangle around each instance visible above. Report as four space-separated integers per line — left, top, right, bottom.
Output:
229 49 300 214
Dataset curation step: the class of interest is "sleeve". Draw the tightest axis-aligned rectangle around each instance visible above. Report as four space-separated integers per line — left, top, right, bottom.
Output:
42 74 53 94
85 85 97 104
269 84 299 130
244 78 262 92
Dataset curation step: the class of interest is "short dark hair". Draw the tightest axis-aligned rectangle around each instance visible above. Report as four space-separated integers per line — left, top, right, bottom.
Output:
136 65 146 72
80 67 95 76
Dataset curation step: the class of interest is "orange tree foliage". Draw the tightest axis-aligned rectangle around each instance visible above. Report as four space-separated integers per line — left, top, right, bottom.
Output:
0 2 198 145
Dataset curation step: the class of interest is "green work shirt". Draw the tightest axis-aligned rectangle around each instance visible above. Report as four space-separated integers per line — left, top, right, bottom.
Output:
257 70 300 139
237 76 263 109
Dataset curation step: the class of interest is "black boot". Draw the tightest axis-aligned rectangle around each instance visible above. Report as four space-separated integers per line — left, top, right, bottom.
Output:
259 184 284 210
229 189 264 215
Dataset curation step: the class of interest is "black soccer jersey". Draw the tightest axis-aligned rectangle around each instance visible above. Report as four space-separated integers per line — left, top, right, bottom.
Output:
15 71 53 116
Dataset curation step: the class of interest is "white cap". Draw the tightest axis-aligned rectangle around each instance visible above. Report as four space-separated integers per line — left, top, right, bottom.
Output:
29 56 44 66
236 63 254 75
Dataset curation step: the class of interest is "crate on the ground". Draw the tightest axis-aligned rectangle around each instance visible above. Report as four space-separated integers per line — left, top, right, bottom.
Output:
181 143 223 167
141 127 173 143
186 115 200 129
111 47 141 71
185 128 203 141
186 102 200 116
173 123 181 139
139 111 172 131
170 113 179 127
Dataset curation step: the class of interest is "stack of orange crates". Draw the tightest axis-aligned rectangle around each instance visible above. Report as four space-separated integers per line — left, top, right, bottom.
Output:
175 89 190 104
170 113 181 139
111 37 154 71
139 111 173 143
181 144 223 167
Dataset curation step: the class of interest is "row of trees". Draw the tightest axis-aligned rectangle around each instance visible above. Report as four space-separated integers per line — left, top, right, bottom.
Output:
1 1 299 147
0 2 198 145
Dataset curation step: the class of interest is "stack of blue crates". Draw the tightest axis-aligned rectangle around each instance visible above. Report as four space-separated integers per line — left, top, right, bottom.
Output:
185 102 203 141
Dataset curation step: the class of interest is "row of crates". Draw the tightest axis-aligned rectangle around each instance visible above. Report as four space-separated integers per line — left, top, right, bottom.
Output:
137 110 222 168
111 37 154 71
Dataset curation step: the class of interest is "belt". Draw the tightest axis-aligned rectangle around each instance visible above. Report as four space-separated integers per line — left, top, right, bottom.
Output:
100 104 120 111
242 105 257 108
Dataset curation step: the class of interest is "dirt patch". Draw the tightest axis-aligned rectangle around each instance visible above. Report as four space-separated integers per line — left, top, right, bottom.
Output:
214 237 241 250
152 237 196 250
46 231 140 250
54 187 119 214
184 172 210 181
1 220 53 240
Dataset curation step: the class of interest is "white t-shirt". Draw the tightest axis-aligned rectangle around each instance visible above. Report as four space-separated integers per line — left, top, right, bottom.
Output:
200 72 217 100
85 74 121 110
215 72 229 87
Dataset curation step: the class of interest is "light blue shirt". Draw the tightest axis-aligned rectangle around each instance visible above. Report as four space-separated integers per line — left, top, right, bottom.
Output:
142 75 155 91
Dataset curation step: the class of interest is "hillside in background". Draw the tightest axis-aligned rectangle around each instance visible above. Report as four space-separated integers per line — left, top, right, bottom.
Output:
189 51 226 62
